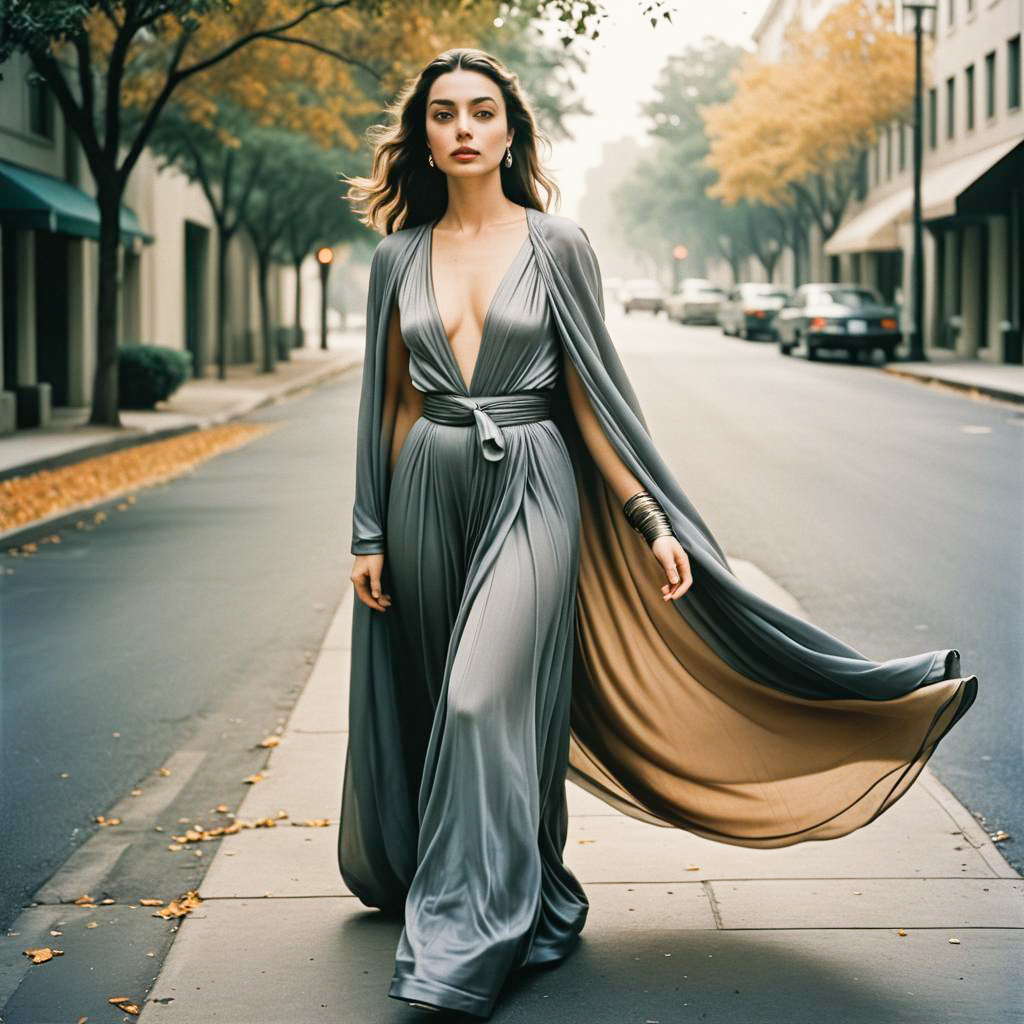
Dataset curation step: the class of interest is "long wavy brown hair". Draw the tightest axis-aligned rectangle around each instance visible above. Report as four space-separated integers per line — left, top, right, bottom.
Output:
342 47 560 236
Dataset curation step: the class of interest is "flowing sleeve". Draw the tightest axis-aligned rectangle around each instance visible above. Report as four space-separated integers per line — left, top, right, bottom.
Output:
350 237 394 556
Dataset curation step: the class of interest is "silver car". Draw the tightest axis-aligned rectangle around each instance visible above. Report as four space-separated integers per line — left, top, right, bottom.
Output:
718 283 792 340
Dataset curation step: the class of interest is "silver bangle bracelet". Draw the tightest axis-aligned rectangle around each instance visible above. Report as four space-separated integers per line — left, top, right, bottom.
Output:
623 488 673 546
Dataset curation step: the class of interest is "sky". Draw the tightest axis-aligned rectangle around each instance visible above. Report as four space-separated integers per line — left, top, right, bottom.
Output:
533 0 768 219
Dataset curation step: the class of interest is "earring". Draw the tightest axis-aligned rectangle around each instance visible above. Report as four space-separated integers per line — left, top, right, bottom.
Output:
504 146 513 168
428 151 435 168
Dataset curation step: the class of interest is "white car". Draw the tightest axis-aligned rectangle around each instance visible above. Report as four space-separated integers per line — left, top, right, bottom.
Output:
620 278 665 314
666 279 726 324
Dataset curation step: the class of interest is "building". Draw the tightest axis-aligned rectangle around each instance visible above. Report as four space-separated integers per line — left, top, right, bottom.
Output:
752 0 1023 364
0 49 288 437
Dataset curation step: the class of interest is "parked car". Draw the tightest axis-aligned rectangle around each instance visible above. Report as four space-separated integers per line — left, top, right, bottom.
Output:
718 283 792 339
620 278 665 314
774 283 902 362
665 279 726 324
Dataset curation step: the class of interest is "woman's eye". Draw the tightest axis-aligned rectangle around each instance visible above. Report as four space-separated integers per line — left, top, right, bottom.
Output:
433 110 494 121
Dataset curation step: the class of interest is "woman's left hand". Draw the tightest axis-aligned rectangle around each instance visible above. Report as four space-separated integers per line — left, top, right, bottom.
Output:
651 535 693 601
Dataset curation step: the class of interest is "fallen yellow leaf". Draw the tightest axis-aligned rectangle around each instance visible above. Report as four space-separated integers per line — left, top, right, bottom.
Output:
23 947 64 964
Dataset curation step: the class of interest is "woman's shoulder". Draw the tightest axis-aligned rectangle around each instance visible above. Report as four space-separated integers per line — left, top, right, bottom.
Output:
369 221 422 272
530 208 594 253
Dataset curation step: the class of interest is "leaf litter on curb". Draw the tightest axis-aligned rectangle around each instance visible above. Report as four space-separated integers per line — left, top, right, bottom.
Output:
2 422 275 540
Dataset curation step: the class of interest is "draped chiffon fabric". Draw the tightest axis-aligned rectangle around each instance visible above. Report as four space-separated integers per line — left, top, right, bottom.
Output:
339 204 979 1017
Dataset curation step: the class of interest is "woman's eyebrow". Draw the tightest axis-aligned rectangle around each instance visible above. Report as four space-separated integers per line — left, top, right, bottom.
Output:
428 97 498 107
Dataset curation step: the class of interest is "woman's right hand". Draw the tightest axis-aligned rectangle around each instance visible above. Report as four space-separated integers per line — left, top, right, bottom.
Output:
351 554 392 612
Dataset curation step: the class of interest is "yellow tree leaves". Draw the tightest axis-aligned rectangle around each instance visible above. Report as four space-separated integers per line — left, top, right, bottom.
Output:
703 0 920 208
107 1 496 152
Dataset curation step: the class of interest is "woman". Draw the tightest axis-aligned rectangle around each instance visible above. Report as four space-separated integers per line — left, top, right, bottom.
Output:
339 48 978 1020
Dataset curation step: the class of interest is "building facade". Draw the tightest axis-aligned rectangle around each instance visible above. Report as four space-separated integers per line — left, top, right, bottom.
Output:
0 50 287 437
752 0 1023 363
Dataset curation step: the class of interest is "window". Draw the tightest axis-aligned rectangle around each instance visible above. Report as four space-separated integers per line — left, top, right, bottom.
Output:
985 50 996 119
966 64 975 130
873 140 880 184
928 86 938 148
26 73 53 139
947 0 954 26
885 124 893 179
1009 36 1021 110
898 122 906 172
946 75 956 139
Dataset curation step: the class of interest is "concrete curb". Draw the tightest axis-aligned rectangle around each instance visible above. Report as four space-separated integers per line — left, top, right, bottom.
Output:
881 364 1024 406
0 354 362 549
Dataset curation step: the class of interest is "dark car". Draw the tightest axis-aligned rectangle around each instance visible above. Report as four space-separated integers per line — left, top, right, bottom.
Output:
718 283 792 340
774 284 902 362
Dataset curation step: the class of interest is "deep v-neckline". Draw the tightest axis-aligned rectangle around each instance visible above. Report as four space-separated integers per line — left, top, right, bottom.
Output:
425 212 531 394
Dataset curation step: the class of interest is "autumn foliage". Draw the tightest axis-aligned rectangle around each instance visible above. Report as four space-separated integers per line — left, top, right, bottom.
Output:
702 0 920 208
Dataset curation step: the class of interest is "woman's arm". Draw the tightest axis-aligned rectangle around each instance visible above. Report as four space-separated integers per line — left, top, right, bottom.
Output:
562 347 693 601
561 348 642 505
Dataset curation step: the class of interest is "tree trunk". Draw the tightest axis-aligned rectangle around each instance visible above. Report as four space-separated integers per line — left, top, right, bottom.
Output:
89 186 125 427
292 256 304 351
216 222 232 382
256 250 275 374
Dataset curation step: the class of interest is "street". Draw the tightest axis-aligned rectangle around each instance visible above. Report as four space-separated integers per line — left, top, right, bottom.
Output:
1 311 1020 1020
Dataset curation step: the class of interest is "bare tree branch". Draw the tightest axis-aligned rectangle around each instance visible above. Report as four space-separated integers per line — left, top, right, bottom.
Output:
174 1 354 81
71 32 95 130
116 28 191 187
263 32 384 81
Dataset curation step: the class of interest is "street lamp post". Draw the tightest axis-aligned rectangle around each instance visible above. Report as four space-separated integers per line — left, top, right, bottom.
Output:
672 244 688 292
904 0 936 362
316 246 334 351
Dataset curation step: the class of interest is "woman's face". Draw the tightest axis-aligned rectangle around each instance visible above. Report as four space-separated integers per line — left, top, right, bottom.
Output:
424 68 513 177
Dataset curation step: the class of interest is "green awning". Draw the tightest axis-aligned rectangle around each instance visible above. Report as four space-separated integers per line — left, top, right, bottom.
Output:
0 158 154 246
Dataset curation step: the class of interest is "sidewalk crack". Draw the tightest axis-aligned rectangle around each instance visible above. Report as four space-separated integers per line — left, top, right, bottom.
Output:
701 880 723 929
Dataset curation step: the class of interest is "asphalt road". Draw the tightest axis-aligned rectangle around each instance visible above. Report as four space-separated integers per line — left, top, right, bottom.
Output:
1 310 1020 949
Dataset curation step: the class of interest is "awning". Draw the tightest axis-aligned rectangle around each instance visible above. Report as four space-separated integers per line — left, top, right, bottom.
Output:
0 159 154 246
824 185 912 255
921 134 1024 220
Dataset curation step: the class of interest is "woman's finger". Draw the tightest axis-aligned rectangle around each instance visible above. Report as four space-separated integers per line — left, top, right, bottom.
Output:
675 558 694 598
352 570 390 612
664 554 693 600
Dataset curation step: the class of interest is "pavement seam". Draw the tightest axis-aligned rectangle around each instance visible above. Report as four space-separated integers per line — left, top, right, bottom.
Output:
701 880 724 929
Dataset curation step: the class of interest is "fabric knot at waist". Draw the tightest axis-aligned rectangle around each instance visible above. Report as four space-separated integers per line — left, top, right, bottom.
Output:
421 390 553 462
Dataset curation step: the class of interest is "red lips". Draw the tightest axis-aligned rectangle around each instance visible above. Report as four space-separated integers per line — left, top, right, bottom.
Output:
452 148 479 156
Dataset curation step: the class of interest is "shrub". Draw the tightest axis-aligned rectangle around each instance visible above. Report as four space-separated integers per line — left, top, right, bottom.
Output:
118 344 193 409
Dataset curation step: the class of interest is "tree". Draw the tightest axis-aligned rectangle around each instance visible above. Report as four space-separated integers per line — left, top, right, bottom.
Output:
611 38 756 280
281 164 359 351
0 1 367 426
0 0 676 425
702 0 918 246
148 100 262 380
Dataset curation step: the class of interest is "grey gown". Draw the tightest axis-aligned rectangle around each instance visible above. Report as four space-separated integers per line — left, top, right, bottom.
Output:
340 205 979 1020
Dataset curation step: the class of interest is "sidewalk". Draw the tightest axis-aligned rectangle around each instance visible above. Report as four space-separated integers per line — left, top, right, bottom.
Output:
0 332 366 485
882 355 1024 405
119 561 1020 1024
